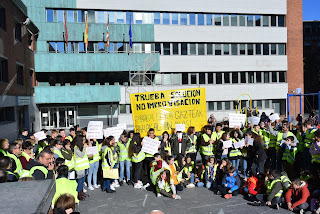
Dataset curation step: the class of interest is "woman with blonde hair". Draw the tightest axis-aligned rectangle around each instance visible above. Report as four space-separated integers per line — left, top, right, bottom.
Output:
0 139 9 157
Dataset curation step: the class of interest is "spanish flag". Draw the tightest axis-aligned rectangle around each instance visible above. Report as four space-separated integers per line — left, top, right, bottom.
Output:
84 14 88 48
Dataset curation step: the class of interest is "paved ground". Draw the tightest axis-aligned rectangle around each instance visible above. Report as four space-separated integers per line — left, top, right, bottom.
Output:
79 184 295 214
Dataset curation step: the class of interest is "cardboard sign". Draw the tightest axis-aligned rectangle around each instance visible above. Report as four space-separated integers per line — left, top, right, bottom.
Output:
245 136 254 146
86 146 98 156
87 121 104 139
175 124 186 132
269 113 280 123
223 140 233 149
104 127 124 141
247 116 260 125
33 131 46 141
229 113 247 128
130 88 207 137
117 123 127 130
233 139 245 149
141 137 161 155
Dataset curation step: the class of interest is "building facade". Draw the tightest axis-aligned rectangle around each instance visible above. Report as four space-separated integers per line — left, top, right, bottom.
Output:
22 0 303 131
0 0 38 141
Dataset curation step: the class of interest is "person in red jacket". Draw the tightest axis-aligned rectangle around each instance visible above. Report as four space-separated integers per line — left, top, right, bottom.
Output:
285 178 310 213
241 174 265 197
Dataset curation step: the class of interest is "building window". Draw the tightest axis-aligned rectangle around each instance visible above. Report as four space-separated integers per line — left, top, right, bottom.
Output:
256 44 262 55
208 102 214 111
190 43 196 55
265 100 270 108
240 44 246 55
197 14 204 25
78 10 85 23
17 65 23 85
172 13 178 25
182 73 188 84
181 43 188 55
208 72 213 84
278 44 286 55
0 107 15 123
155 43 161 54
143 13 152 24
263 44 269 55
96 11 105 23
214 14 221 26
163 74 172 85
256 72 262 83
135 12 143 24
247 15 254 26
264 72 270 83
0 7 5 30
232 72 238 83
263 15 269 27
189 13 195 25
46 9 53 23
215 44 222 55
198 44 205 55
154 74 162 85
257 100 262 108
231 44 237 55
117 11 124 24
79 42 85 53
255 15 261 26
163 43 170 55
239 15 245 26
272 72 277 82
225 102 230 110
223 44 230 55
231 14 237 26
190 73 197 84
126 12 133 24
57 10 64 22
271 44 277 55
223 14 229 26
120 105 126 114
172 73 180 85
180 13 187 25
207 43 213 55
247 44 253 55
172 43 179 55
67 10 74 23
0 58 8 82
216 73 222 84
279 72 286 82
57 42 65 53
199 73 205 84
271 15 276 26
278 16 285 27
154 12 160 24
248 72 254 83
240 72 246 83
217 102 222 110
162 13 170 25
206 14 212 25
224 72 230 83
15 22 22 42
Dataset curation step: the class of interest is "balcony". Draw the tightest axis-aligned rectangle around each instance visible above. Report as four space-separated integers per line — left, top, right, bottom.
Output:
34 84 121 104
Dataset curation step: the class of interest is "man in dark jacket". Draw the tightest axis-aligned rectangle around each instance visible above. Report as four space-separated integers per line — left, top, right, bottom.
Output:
251 138 267 175
18 128 29 142
170 130 188 156
26 149 55 180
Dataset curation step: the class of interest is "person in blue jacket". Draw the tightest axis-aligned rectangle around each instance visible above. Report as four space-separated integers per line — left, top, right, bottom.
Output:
216 165 241 199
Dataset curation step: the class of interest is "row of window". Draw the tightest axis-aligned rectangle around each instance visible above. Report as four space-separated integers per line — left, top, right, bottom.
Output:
46 9 286 27
0 58 24 85
47 41 286 56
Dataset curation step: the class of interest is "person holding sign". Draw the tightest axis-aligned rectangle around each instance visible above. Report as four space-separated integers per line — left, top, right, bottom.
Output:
144 129 159 184
217 133 232 160
229 129 243 170
186 127 197 163
129 133 145 189
171 129 188 157
101 136 116 193
87 139 101 191
200 126 215 165
160 131 172 156
118 133 132 186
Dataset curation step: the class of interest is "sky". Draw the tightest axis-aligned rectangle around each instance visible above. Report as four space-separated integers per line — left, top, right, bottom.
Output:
303 0 320 21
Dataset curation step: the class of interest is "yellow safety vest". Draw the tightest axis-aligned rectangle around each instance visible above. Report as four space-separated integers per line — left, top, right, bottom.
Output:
150 160 164 185
118 139 131 162
20 151 32 162
102 147 115 169
73 146 90 171
229 138 242 158
277 131 294 150
266 179 283 198
7 153 23 176
200 134 214 156
52 177 79 205
187 135 197 153
311 143 320 164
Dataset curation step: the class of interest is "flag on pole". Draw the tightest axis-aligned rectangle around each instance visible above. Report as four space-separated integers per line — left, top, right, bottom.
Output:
106 15 110 47
129 16 132 48
64 16 69 51
84 14 88 49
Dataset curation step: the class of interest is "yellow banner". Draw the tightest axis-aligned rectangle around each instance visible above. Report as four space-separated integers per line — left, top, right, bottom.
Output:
130 88 207 137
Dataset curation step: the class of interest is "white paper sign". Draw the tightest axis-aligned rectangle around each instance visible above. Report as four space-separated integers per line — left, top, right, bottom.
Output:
141 137 161 155
269 113 280 123
223 140 233 149
117 123 127 130
86 146 98 156
245 136 254 146
34 131 47 140
175 124 186 132
280 139 287 147
233 139 245 149
87 121 104 139
104 127 124 141
229 113 247 128
68 171 76 180
247 116 260 125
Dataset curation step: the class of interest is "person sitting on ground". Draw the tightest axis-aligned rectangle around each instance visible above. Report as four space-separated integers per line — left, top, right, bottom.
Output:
26 149 55 180
150 153 164 196
285 178 310 213
216 166 241 199
241 173 266 200
157 169 181 200
165 155 184 191
194 162 205 187
53 193 80 214
0 156 18 182
202 156 219 190
249 170 283 209
183 154 195 188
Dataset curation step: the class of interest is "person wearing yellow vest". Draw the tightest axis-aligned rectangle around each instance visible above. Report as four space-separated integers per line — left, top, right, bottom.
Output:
184 155 195 188
65 128 76 143
157 169 181 199
164 156 184 192
73 135 90 198
0 138 9 158
118 133 132 186
102 136 117 193
53 140 64 159
202 156 218 189
7 142 23 177
310 129 320 170
20 141 34 169
52 165 79 205
304 120 317 170
186 126 197 163
229 129 243 170
61 139 74 171
0 156 19 182
280 136 298 179
129 133 145 189
160 131 172 156
143 128 159 185
249 170 283 209
268 121 298 171
200 125 215 164
150 153 164 196
87 139 101 190
26 149 55 180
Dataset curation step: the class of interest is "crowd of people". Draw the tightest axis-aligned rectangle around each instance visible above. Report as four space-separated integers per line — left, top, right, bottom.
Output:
0 113 320 214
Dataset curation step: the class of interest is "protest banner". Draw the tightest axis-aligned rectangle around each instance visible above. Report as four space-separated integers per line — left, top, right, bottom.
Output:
175 124 186 132
247 116 260 125
269 113 280 122
130 88 207 136
233 139 245 149
33 131 46 141
223 140 233 149
103 127 124 141
87 121 104 139
229 113 247 128
141 137 161 155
